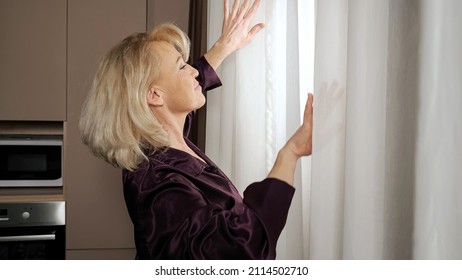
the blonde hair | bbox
[79,23,191,171]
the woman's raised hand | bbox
[220,0,265,55]
[204,0,265,69]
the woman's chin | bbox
[197,99,206,109]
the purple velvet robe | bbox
[122,57,295,259]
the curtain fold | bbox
[310,0,348,259]
[414,0,462,259]
[312,0,462,259]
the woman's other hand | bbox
[267,93,313,186]
[205,0,265,69]
[285,93,314,158]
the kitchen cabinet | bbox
[65,0,146,259]
[0,0,66,121]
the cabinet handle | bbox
[0,234,55,242]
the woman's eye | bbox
[180,64,187,70]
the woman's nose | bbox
[190,65,199,78]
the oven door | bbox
[0,201,65,260]
[0,225,65,260]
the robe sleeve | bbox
[193,56,222,91]
[124,174,294,260]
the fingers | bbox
[219,0,264,54]
[247,23,265,40]
[243,0,261,21]
[304,93,314,125]
[223,0,230,21]
[237,0,251,18]
[227,0,260,22]
[230,0,241,19]
[224,0,229,15]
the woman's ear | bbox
[147,88,164,106]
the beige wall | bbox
[147,0,190,31]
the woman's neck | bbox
[155,111,206,163]
[157,114,187,149]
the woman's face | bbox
[149,41,205,114]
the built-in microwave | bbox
[0,135,63,187]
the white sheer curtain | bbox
[312,0,462,259]
[206,0,315,259]
[207,0,461,260]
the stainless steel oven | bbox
[0,201,65,260]
[0,135,63,187]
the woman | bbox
[80,0,313,259]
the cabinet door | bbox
[0,0,66,121]
[66,0,146,257]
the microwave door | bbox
[0,138,63,187]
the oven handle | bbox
[0,233,56,242]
